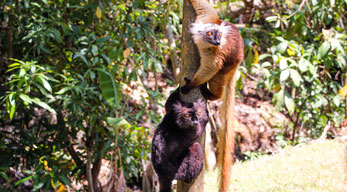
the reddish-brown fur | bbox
[181,0,244,191]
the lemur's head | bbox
[190,22,231,47]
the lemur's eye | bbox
[207,32,212,36]
[197,112,201,116]
[219,33,222,37]
[185,114,190,117]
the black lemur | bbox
[151,88,208,192]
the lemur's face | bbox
[203,29,222,46]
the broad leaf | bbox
[290,69,301,87]
[107,117,130,128]
[280,69,290,82]
[318,41,331,59]
[298,58,310,72]
[276,42,288,54]
[96,68,119,108]
[31,98,56,114]
[285,94,295,115]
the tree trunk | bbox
[177,0,205,191]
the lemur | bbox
[181,0,244,191]
[151,88,209,192]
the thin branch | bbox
[285,0,306,19]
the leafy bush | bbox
[252,0,346,142]
[0,0,180,190]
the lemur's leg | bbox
[181,59,219,94]
[200,71,226,100]
[174,142,204,182]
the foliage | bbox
[0,0,181,190]
[247,0,347,142]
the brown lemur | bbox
[151,88,209,192]
[181,0,244,191]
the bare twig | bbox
[319,121,331,140]
[285,0,306,19]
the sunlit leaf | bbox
[91,45,98,56]
[274,89,284,110]
[277,42,288,54]
[36,75,52,93]
[333,95,342,106]
[290,69,301,87]
[31,98,56,114]
[19,93,32,104]
[280,69,290,82]
[265,15,278,22]
[96,6,102,19]
[298,58,310,72]
[55,87,69,95]
[285,94,295,115]
[107,117,130,128]
[253,47,259,64]
[338,84,347,97]
[15,175,33,186]
[287,48,295,56]
[279,58,288,70]
[318,41,331,59]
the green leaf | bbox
[96,68,119,108]
[280,69,290,82]
[107,117,130,128]
[285,94,295,115]
[74,52,89,65]
[290,69,301,87]
[91,45,98,56]
[31,98,56,114]
[36,75,52,93]
[265,15,278,22]
[333,95,341,107]
[57,174,72,187]
[19,93,32,104]
[15,175,33,186]
[55,87,70,95]
[330,0,335,6]
[318,41,331,59]
[101,54,112,65]
[258,53,271,61]
[279,58,288,70]
[277,42,288,54]
[0,171,8,182]
[274,89,284,110]
[298,58,310,72]
[10,104,15,119]
[33,182,44,191]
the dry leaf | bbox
[123,48,130,58]
[338,84,347,97]
[96,7,102,19]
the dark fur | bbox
[151,88,208,192]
